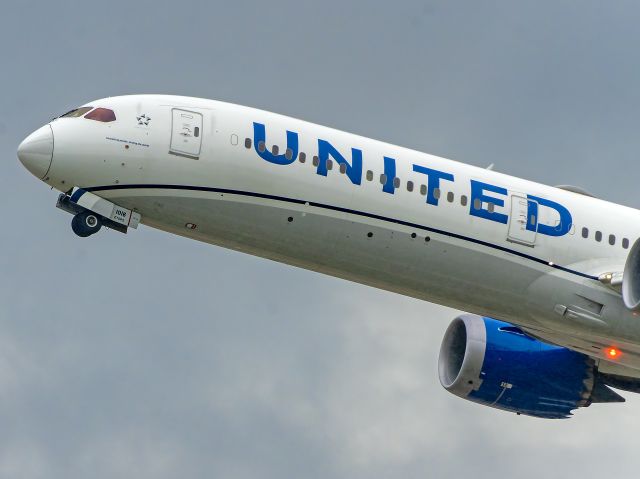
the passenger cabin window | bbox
[366,170,374,181]
[407,181,414,192]
[245,138,252,149]
[623,238,630,249]
[460,195,468,206]
[447,192,454,203]
[393,177,400,188]
[609,234,616,246]
[84,108,116,122]
[582,227,589,238]
[61,107,93,118]
[595,231,602,242]
[299,152,306,163]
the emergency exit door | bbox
[170,109,203,159]
[507,195,537,246]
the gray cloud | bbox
[2,1,640,478]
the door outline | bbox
[507,194,537,247]
[169,108,203,160]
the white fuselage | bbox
[20,95,640,372]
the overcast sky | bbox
[2,1,640,478]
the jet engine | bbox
[438,315,624,418]
[623,238,640,310]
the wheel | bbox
[71,211,102,237]
[72,212,102,237]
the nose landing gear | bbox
[56,188,142,239]
[71,211,103,237]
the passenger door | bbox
[507,194,537,246]
[170,109,203,159]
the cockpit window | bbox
[60,107,94,118]
[85,108,116,122]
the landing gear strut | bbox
[71,211,103,237]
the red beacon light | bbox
[606,347,621,359]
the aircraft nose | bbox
[17,124,54,179]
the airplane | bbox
[17,95,640,419]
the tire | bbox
[71,212,102,237]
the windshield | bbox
[60,107,94,118]
[84,108,116,122]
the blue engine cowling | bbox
[438,315,624,419]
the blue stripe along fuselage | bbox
[84,183,599,281]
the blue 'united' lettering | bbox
[250,122,572,239]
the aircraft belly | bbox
[106,190,550,322]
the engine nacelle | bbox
[438,315,623,418]
[623,238,640,310]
